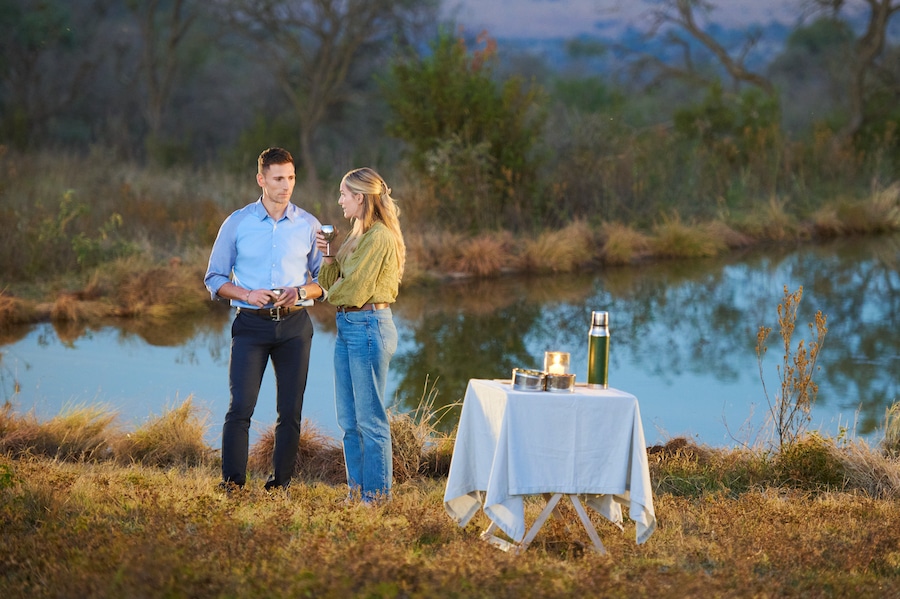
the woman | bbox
[317,167,405,503]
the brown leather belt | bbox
[336,302,389,313]
[237,306,303,321]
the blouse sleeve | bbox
[319,261,341,290]
[324,226,397,307]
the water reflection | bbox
[2,234,897,447]
[390,234,899,443]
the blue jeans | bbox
[334,307,397,500]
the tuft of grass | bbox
[880,401,900,458]
[248,419,345,484]
[402,228,465,283]
[702,220,755,249]
[519,220,597,273]
[390,376,455,482]
[839,439,900,499]
[0,400,18,439]
[773,432,846,489]
[599,222,651,265]
[0,291,40,328]
[450,231,515,277]
[813,184,900,237]
[650,214,727,259]
[111,396,212,467]
[648,437,771,497]
[83,253,210,318]
[735,195,802,241]
[0,403,117,461]
[50,293,112,323]
[650,433,900,500]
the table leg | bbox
[520,493,564,551]
[480,494,608,555]
[569,495,607,555]
[480,522,518,552]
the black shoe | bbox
[264,476,290,492]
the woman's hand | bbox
[316,231,334,261]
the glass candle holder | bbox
[543,351,570,375]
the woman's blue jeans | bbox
[334,307,397,500]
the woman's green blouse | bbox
[319,222,400,308]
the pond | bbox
[2,234,898,449]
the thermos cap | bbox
[591,311,609,327]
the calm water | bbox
[2,234,898,448]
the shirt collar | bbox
[252,196,298,223]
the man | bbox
[204,147,325,491]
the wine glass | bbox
[321,224,336,257]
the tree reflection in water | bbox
[391,234,899,442]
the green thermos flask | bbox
[587,311,610,389]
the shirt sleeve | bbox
[204,211,240,299]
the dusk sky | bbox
[442,0,802,39]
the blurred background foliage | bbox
[0,0,898,279]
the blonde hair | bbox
[337,167,406,280]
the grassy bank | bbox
[2,399,900,597]
[1,149,899,329]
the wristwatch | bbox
[296,286,308,300]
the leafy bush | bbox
[383,29,547,231]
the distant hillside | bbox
[491,14,898,78]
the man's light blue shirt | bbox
[204,198,323,308]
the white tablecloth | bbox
[443,379,657,545]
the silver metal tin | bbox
[545,373,576,392]
[512,368,546,391]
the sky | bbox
[442,0,801,39]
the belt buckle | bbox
[268,307,283,321]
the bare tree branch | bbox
[805,0,900,138]
[217,0,436,187]
[625,0,775,97]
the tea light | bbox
[543,351,570,375]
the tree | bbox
[216,0,437,188]
[802,0,900,139]
[633,0,776,97]
[124,0,200,162]
[383,30,547,231]
[634,0,900,141]
[0,0,112,148]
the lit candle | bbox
[544,351,570,375]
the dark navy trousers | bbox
[222,309,313,486]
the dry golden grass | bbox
[111,395,212,467]
[3,434,900,597]
[701,220,755,249]
[813,183,900,238]
[0,403,117,461]
[883,401,900,458]
[734,195,803,241]
[49,293,112,323]
[519,220,597,273]
[3,397,900,599]
[248,419,346,484]
[0,291,40,328]
[83,253,210,318]
[400,228,465,284]
[598,222,651,265]
[247,381,454,486]
[650,214,728,259]
[450,231,516,277]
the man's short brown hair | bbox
[258,147,294,174]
